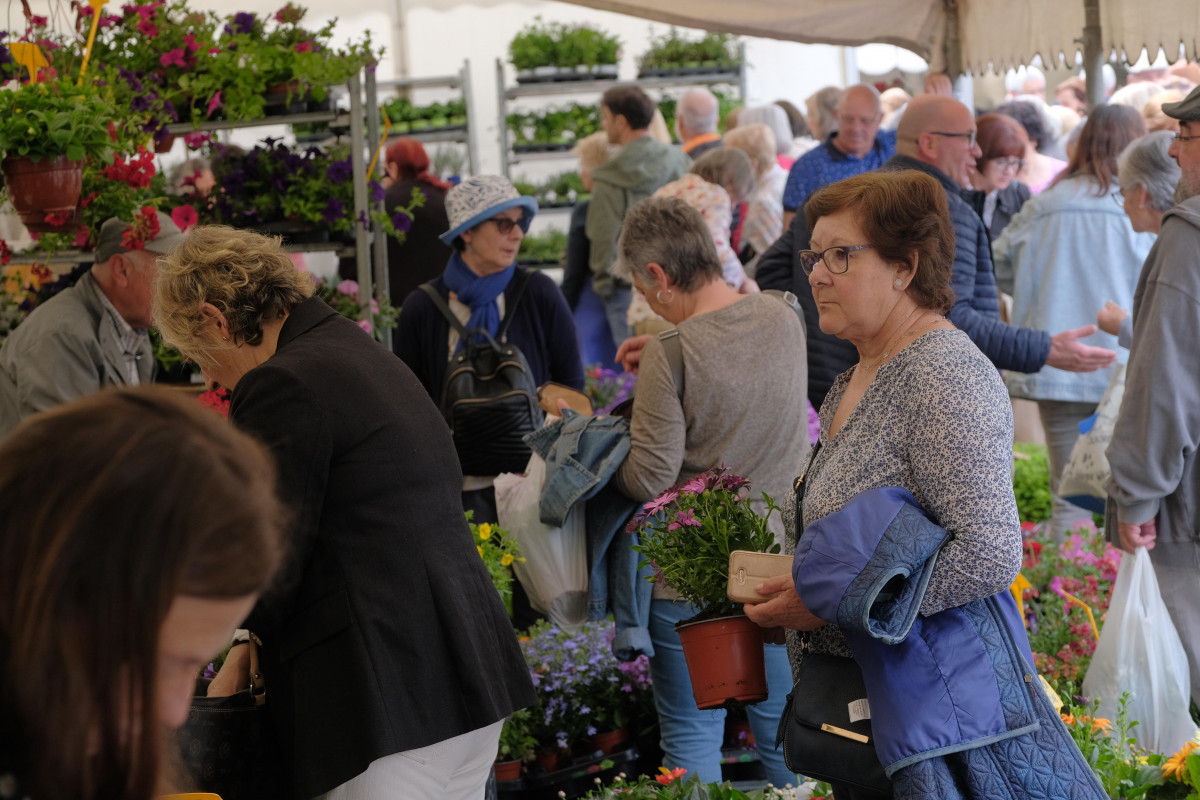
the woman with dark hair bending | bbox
[0,387,287,800]
[746,170,1106,800]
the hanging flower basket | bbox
[1,156,84,233]
[675,613,768,709]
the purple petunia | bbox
[325,158,351,185]
[368,179,386,203]
[322,197,346,225]
[390,209,412,233]
[225,11,255,34]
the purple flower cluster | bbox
[585,365,638,415]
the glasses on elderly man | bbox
[1174,133,1200,143]
[929,130,977,149]
[798,244,874,275]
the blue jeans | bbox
[648,599,798,788]
[601,286,632,352]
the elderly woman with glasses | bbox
[992,105,1156,541]
[611,195,809,789]
[1097,130,1184,344]
[966,113,1032,241]
[744,170,1107,800]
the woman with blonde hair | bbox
[155,226,535,799]
[724,122,787,272]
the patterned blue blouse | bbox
[781,130,897,213]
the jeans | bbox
[602,286,632,352]
[1037,399,1099,541]
[648,599,798,788]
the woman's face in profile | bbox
[807,209,898,342]
[156,594,258,729]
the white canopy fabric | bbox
[558,0,1200,75]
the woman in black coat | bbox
[966,113,1032,242]
[381,137,453,307]
[154,226,534,800]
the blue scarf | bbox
[442,251,516,345]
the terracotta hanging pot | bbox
[586,727,630,755]
[492,758,522,782]
[675,613,768,710]
[155,133,177,154]
[1,155,84,233]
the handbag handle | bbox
[247,632,266,706]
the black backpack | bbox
[419,269,543,476]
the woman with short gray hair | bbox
[611,195,809,789]
[1098,130,1183,344]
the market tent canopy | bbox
[555,0,1200,74]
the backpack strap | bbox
[658,328,684,402]
[496,268,532,343]
[418,282,473,343]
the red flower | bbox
[294,41,313,53]
[206,90,222,117]
[121,206,161,251]
[107,120,119,142]
[655,767,687,785]
[183,32,202,52]
[0,240,11,267]
[197,388,230,418]
[42,210,73,226]
[136,18,158,36]
[73,225,91,248]
[29,15,47,26]
[103,148,156,189]
[160,48,186,68]
[171,204,198,232]
[79,192,98,209]
[207,46,220,55]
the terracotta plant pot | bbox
[675,613,768,709]
[1,155,84,233]
[155,133,176,154]
[493,758,522,782]
[586,727,630,755]
[533,749,561,772]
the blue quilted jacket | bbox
[795,487,1106,798]
[882,156,1051,374]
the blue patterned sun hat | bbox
[440,175,539,245]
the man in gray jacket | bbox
[587,85,689,348]
[1107,85,1200,705]
[0,211,185,438]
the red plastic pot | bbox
[676,613,768,709]
[586,727,630,755]
[1,155,83,233]
[493,758,522,782]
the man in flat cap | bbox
[1107,84,1200,706]
[0,211,186,438]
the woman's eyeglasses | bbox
[990,157,1025,172]
[798,244,874,275]
[488,216,523,235]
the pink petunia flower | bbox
[183,32,201,52]
[356,319,372,334]
[136,18,158,36]
[206,90,222,116]
[160,48,186,68]
[294,41,313,53]
[667,508,701,531]
[337,279,359,298]
[171,204,198,232]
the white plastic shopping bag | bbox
[1082,547,1195,753]
[494,451,588,632]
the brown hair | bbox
[154,226,313,367]
[975,113,1028,167]
[1052,104,1146,195]
[804,170,956,313]
[0,387,286,800]
[601,85,656,131]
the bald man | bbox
[676,87,722,159]
[781,84,896,229]
[886,95,1115,374]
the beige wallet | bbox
[727,550,794,604]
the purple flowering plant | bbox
[518,620,655,755]
[585,365,637,414]
[631,467,781,619]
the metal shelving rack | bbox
[376,60,478,176]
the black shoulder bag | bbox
[775,443,893,795]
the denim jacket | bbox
[526,412,654,660]
[993,176,1155,403]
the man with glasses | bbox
[780,85,895,231]
[1107,85,1200,708]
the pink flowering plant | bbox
[632,467,781,619]
[313,277,397,342]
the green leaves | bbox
[0,82,117,164]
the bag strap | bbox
[496,268,532,343]
[247,632,266,706]
[763,288,804,323]
[418,282,472,343]
[658,329,684,401]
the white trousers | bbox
[315,720,504,800]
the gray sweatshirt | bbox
[1106,196,1200,549]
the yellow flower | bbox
[477,545,484,558]
[478,523,492,540]
[1163,741,1197,780]
[501,553,514,566]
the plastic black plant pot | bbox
[306,96,335,114]
[264,94,308,116]
[497,747,639,800]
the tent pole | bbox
[942,0,963,79]
[1082,0,1105,110]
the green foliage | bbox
[633,467,780,618]
[511,171,588,205]
[578,772,776,799]
[509,18,621,70]
[497,707,539,763]
[506,103,601,146]
[1013,442,1053,523]
[518,229,567,264]
[465,511,523,615]
[381,97,467,130]
[638,27,740,72]
[313,276,398,342]
[1063,695,1167,799]
[0,80,116,163]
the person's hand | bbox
[1097,301,1129,336]
[1119,518,1157,553]
[743,574,825,631]
[1046,325,1118,372]
[738,277,760,294]
[923,73,954,96]
[615,334,653,374]
[206,643,251,698]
